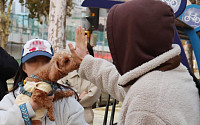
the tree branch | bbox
[0,0,4,14]
[6,0,13,19]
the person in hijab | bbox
[68,0,200,124]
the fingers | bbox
[76,26,80,42]
[75,27,78,42]
[81,28,85,36]
[77,26,81,35]
[85,35,87,46]
[76,26,85,36]
[76,26,86,44]
[68,43,76,55]
[79,25,81,32]
[77,26,84,36]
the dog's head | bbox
[48,51,77,82]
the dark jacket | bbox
[0,47,19,100]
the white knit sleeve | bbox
[78,55,127,101]
[125,111,166,125]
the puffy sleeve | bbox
[0,93,35,125]
[78,55,127,101]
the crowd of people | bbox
[0,0,200,124]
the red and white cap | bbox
[21,39,54,63]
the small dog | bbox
[15,51,79,125]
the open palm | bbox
[67,26,88,70]
[75,26,88,59]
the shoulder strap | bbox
[18,82,32,97]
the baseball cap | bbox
[21,39,54,63]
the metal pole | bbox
[103,94,111,125]
[109,99,117,125]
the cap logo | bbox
[22,39,53,58]
[27,41,47,52]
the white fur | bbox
[79,44,200,125]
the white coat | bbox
[78,44,200,125]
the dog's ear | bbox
[57,52,72,73]
[49,60,62,82]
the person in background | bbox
[0,39,88,125]
[0,47,19,101]
[59,43,101,125]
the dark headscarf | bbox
[107,0,175,76]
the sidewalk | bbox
[93,104,121,125]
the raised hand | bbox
[68,43,83,69]
[75,26,88,59]
[67,26,89,69]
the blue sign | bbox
[179,4,200,31]
[82,0,186,17]
[161,0,187,17]
[81,0,124,9]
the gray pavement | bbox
[93,104,121,125]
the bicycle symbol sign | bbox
[160,0,186,17]
[180,5,200,29]
[161,0,180,13]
